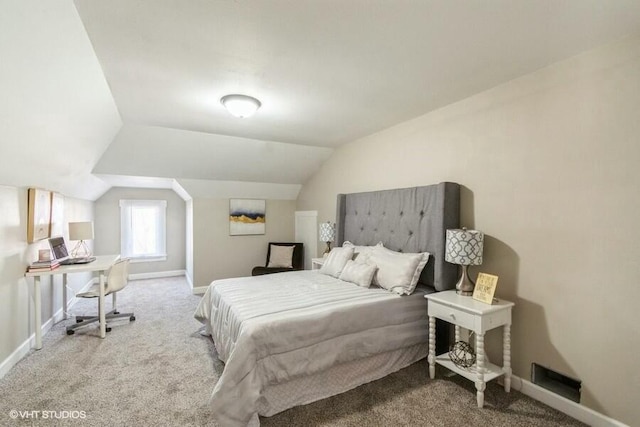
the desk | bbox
[25,254,120,350]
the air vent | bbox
[531,363,581,403]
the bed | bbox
[194,182,460,426]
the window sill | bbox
[129,255,167,264]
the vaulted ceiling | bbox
[2,1,640,200]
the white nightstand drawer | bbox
[479,308,511,333]
[428,303,475,330]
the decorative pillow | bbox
[368,246,430,295]
[319,246,355,278]
[338,260,378,288]
[342,241,384,264]
[267,245,295,268]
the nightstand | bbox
[311,258,325,270]
[425,290,514,408]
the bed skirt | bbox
[256,343,428,422]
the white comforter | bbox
[194,270,428,426]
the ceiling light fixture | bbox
[220,94,261,118]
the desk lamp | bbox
[68,221,94,258]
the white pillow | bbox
[342,241,384,263]
[368,246,430,295]
[319,246,355,278]
[338,260,378,288]
[267,245,294,268]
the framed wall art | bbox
[49,192,65,237]
[27,188,52,243]
[229,199,266,236]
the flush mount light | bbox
[220,94,261,118]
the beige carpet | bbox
[0,277,585,426]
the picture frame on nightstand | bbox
[472,273,499,304]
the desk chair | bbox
[66,259,135,335]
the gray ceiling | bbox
[75,0,640,146]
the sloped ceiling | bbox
[3,1,640,201]
[0,1,121,201]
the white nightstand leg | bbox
[428,316,436,379]
[454,325,460,342]
[503,323,512,392]
[475,332,486,408]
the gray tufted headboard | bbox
[335,182,460,292]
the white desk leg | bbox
[503,323,512,392]
[455,325,460,342]
[428,316,436,379]
[475,332,486,408]
[62,273,68,320]
[99,271,106,338]
[34,276,42,350]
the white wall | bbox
[0,186,93,373]
[192,199,296,289]
[296,35,640,425]
[94,188,186,275]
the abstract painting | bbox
[229,199,266,235]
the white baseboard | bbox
[192,286,207,295]
[128,269,186,280]
[0,277,96,380]
[508,375,628,427]
[0,335,32,379]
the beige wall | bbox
[297,35,640,424]
[0,186,93,371]
[94,188,186,275]
[192,199,296,288]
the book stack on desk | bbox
[27,260,61,272]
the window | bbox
[120,200,167,261]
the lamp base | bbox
[455,265,475,296]
[71,240,92,259]
[323,242,332,256]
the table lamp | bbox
[68,221,94,258]
[445,227,484,296]
[319,221,335,256]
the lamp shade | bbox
[445,228,483,266]
[68,221,94,241]
[220,94,261,118]
[319,222,335,243]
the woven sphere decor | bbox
[449,341,476,369]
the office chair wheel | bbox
[106,327,112,333]
[67,330,75,335]
[130,316,136,321]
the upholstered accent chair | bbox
[251,242,304,276]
